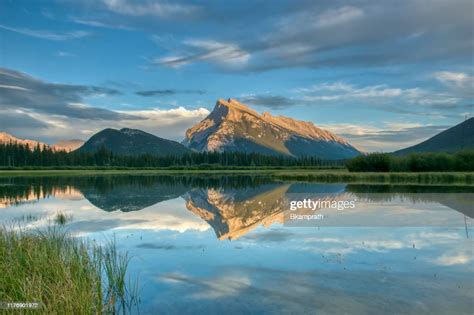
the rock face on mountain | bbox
[394,118,474,155]
[77,128,190,156]
[183,98,360,159]
[53,139,84,152]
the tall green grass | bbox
[0,225,139,314]
[274,171,474,184]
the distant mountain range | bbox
[0,132,46,149]
[52,139,84,152]
[183,98,361,159]
[394,118,474,155]
[0,132,84,152]
[3,99,471,158]
[76,128,190,156]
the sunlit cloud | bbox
[319,122,450,152]
[0,67,209,142]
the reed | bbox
[0,225,139,314]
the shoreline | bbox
[0,169,472,184]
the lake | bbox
[1,175,473,314]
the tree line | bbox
[346,151,474,172]
[0,142,343,168]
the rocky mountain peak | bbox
[183,98,361,159]
[215,98,260,118]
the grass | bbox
[0,225,139,314]
[0,167,342,177]
[274,171,474,184]
[53,212,72,225]
[0,168,472,184]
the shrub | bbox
[346,153,391,172]
[346,150,474,172]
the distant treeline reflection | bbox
[0,175,278,202]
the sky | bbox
[0,0,473,152]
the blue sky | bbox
[0,0,473,151]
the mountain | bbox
[0,131,85,152]
[183,98,360,159]
[52,139,84,152]
[394,118,474,155]
[77,128,191,156]
[0,131,48,149]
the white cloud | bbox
[56,51,77,58]
[101,0,198,18]
[295,81,462,108]
[434,71,474,97]
[434,71,474,88]
[297,82,354,93]
[434,252,472,266]
[156,39,250,69]
[303,237,405,255]
[298,230,468,262]
[0,196,210,235]
[160,273,251,299]
[0,24,89,41]
[0,67,210,143]
[192,274,251,299]
[319,122,449,152]
[9,106,210,143]
[299,82,405,100]
[0,84,30,91]
[71,17,134,31]
[156,56,190,68]
[315,6,364,28]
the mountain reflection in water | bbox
[2,175,472,314]
[0,175,473,239]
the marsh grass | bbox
[0,225,139,314]
[53,211,72,225]
[1,168,472,184]
[274,171,474,184]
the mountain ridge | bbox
[394,118,474,155]
[77,127,190,156]
[183,98,360,159]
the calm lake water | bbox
[1,175,473,314]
